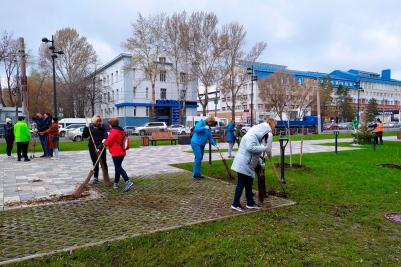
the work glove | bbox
[97,143,104,150]
[205,125,210,130]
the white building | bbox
[96,54,198,126]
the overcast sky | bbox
[2,0,401,79]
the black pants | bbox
[375,132,383,145]
[232,172,255,207]
[5,137,14,156]
[89,147,108,178]
[17,142,29,160]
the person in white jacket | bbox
[230,119,275,212]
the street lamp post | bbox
[247,66,258,126]
[42,35,63,118]
[356,80,364,126]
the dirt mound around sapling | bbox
[377,163,401,170]
[267,190,288,198]
[274,163,310,171]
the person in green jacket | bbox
[14,116,31,162]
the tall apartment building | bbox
[96,53,198,127]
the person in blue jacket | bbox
[226,119,235,158]
[191,115,217,180]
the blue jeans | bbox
[191,142,205,177]
[232,172,255,207]
[39,134,48,156]
[112,156,129,183]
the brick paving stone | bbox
[0,172,295,264]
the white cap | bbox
[6,118,11,123]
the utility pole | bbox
[316,78,322,134]
[18,37,27,120]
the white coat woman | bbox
[230,119,275,212]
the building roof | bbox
[238,61,401,89]
[96,53,132,73]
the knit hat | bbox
[6,118,12,123]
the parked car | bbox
[59,124,86,137]
[338,122,352,130]
[66,126,85,142]
[323,123,338,130]
[168,124,190,135]
[384,121,397,128]
[123,126,136,135]
[240,124,251,134]
[134,122,168,136]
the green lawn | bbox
[15,141,401,266]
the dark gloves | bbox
[97,143,104,150]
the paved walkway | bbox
[0,137,397,210]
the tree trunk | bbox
[151,82,156,122]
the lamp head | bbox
[41,37,49,43]
[56,50,64,55]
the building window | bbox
[222,97,226,102]
[227,96,231,102]
[133,107,136,117]
[146,87,148,99]
[111,73,114,83]
[180,89,186,100]
[116,89,119,101]
[222,107,226,111]
[180,72,186,83]
[160,70,166,82]
[107,92,110,102]
[159,57,166,63]
[243,104,248,110]
[133,86,137,98]
[107,75,109,85]
[116,70,118,81]
[160,88,167,99]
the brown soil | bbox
[274,163,310,171]
[378,164,401,170]
[384,213,401,225]
[5,187,93,207]
[267,190,288,198]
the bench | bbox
[149,131,178,146]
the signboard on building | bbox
[171,108,180,125]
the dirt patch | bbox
[274,163,310,171]
[5,188,98,209]
[267,190,288,198]
[32,179,43,183]
[377,164,401,170]
[384,213,401,225]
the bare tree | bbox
[188,11,224,116]
[294,78,316,120]
[218,22,267,121]
[125,13,166,122]
[258,70,299,121]
[0,32,19,106]
[164,12,190,124]
[40,28,97,117]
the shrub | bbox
[352,123,373,144]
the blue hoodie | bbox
[191,119,216,146]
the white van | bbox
[58,118,88,137]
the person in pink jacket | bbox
[103,117,133,192]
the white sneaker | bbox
[50,157,55,160]
[231,205,245,212]
[246,204,262,209]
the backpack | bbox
[121,131,131,150]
